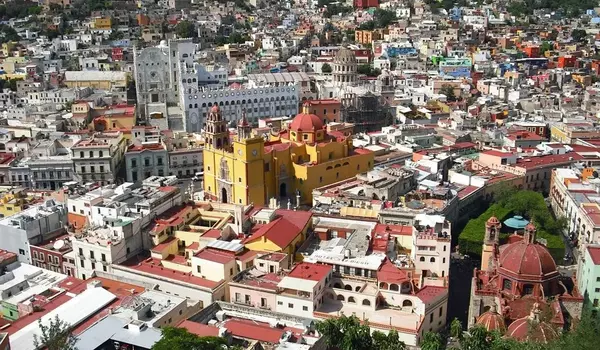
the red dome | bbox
[498,240,558,279]
[506,317,557,343]
[476,309,506,332]
[290,113,323,132]
[210,105,220,113]
[486,216,501,226]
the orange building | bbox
[303,99,342,123]
[354,30,383,45]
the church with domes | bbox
[467,217,583,343]
[202,104,374,206]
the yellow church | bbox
[203,103,374,206]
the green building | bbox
[577,245,600,311]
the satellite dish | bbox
[53,240,65,251]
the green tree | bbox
[152,327,228,350]
[572,29,588,43]
[373,9,397,28]
[316,315,379,350]
[32,315,78,350]
[420,332,444,350]
[450,318,463,341]
[175,20,197,39]
[372,329,406,350]
[440,84,457,102]
[322,63,332,73]
[540,41,553,55]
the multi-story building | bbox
[0,199,67,263]
[168,147,203,178]
[577,244,600,312]
[71,218,142,280]
[124,142,169,182]
[71,132,127,185]
[29,234,75,275]
[275,262,332,318]
[134,39,300,132]
[203,104,374,205]
[550,168,600,246]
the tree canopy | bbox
[322,63,332,73]
[175,20,197,39]
[316,315,406,350]
[33,315,78,350]
[152,327,231,350]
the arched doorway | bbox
[280,183,287,198]
[221,188,228,203]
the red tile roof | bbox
[222,318,284,343]
[245,209,312,249]
[482,150,514,157]
[587,246,600,265]
[516,153,583,169]
[377,258,409,284]
[415,286,447,303]
[151,236,177,253]
[194,248,236,264]
[373,224,413,236]
[119,256,222,289]
[287,262,331,282]
[179,320,220,337]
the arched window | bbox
[187,79,191,83]
[208,102,213,107]
[390,284,399,291]
[202,103,207,107]
[333,282,342,289]
[348,297,356,303]
[355,286,361,292]
[188,104,192,108]
[419,257,425,262]
[503,279,512,291]
[523,284,534,295]
[344,285,352,291]
[430,257,436,263]
[194,104,198,108]
[219,101,224,106]
[337,295,345,301]
[362,299,371,306]
[402,300,413,307]
[379,282,388,289]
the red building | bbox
[354,0,379,9]
[111,47,124,61]
[468,220,583,342]
[30,235,75,276]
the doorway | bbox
[280,183,287,198]
[221,187,228,203]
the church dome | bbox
[334,47,357,64]
[290,110,324,132]
[498,239,558,280]
[506,316,557,343]
[476,307,506,332]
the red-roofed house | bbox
[244,208,313,266]
[275,262,332,318]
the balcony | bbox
[281,288,312,299]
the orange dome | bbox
[476,308,506,332]
[498,239,558,280]
[506,317,557,343]
[486,216,501,226]
[290,112,323,132]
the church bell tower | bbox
[481,216,501,271]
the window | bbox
[288,303,293,308]
[278,301,283,305]
[89,151,93,157]
[439,307,443,317]
[230,268,233,276]
[101,253,106,262]
[131,159,137,168]
[235,293,241,301]
[90,251,95,259]
[503,279,512,291]
[523,284,534,295]
[80,259,84,267]
[264,163,270,172]
[91,262,95,269]
[430,313,434,322]
[303,306,308,311]
[197,266,201,273]
[99,151,103,157]
[79,248,83,255]
[103,265,107,272]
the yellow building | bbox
[93,17,112,30]
[64,71,128,90]
[203,104,374,205]
[243,208,312,265]
[0,189,32,217]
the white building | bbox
[124,141,169,182]
[0,200,67,263]
[71,132,127,185]
[134,39,301,132]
